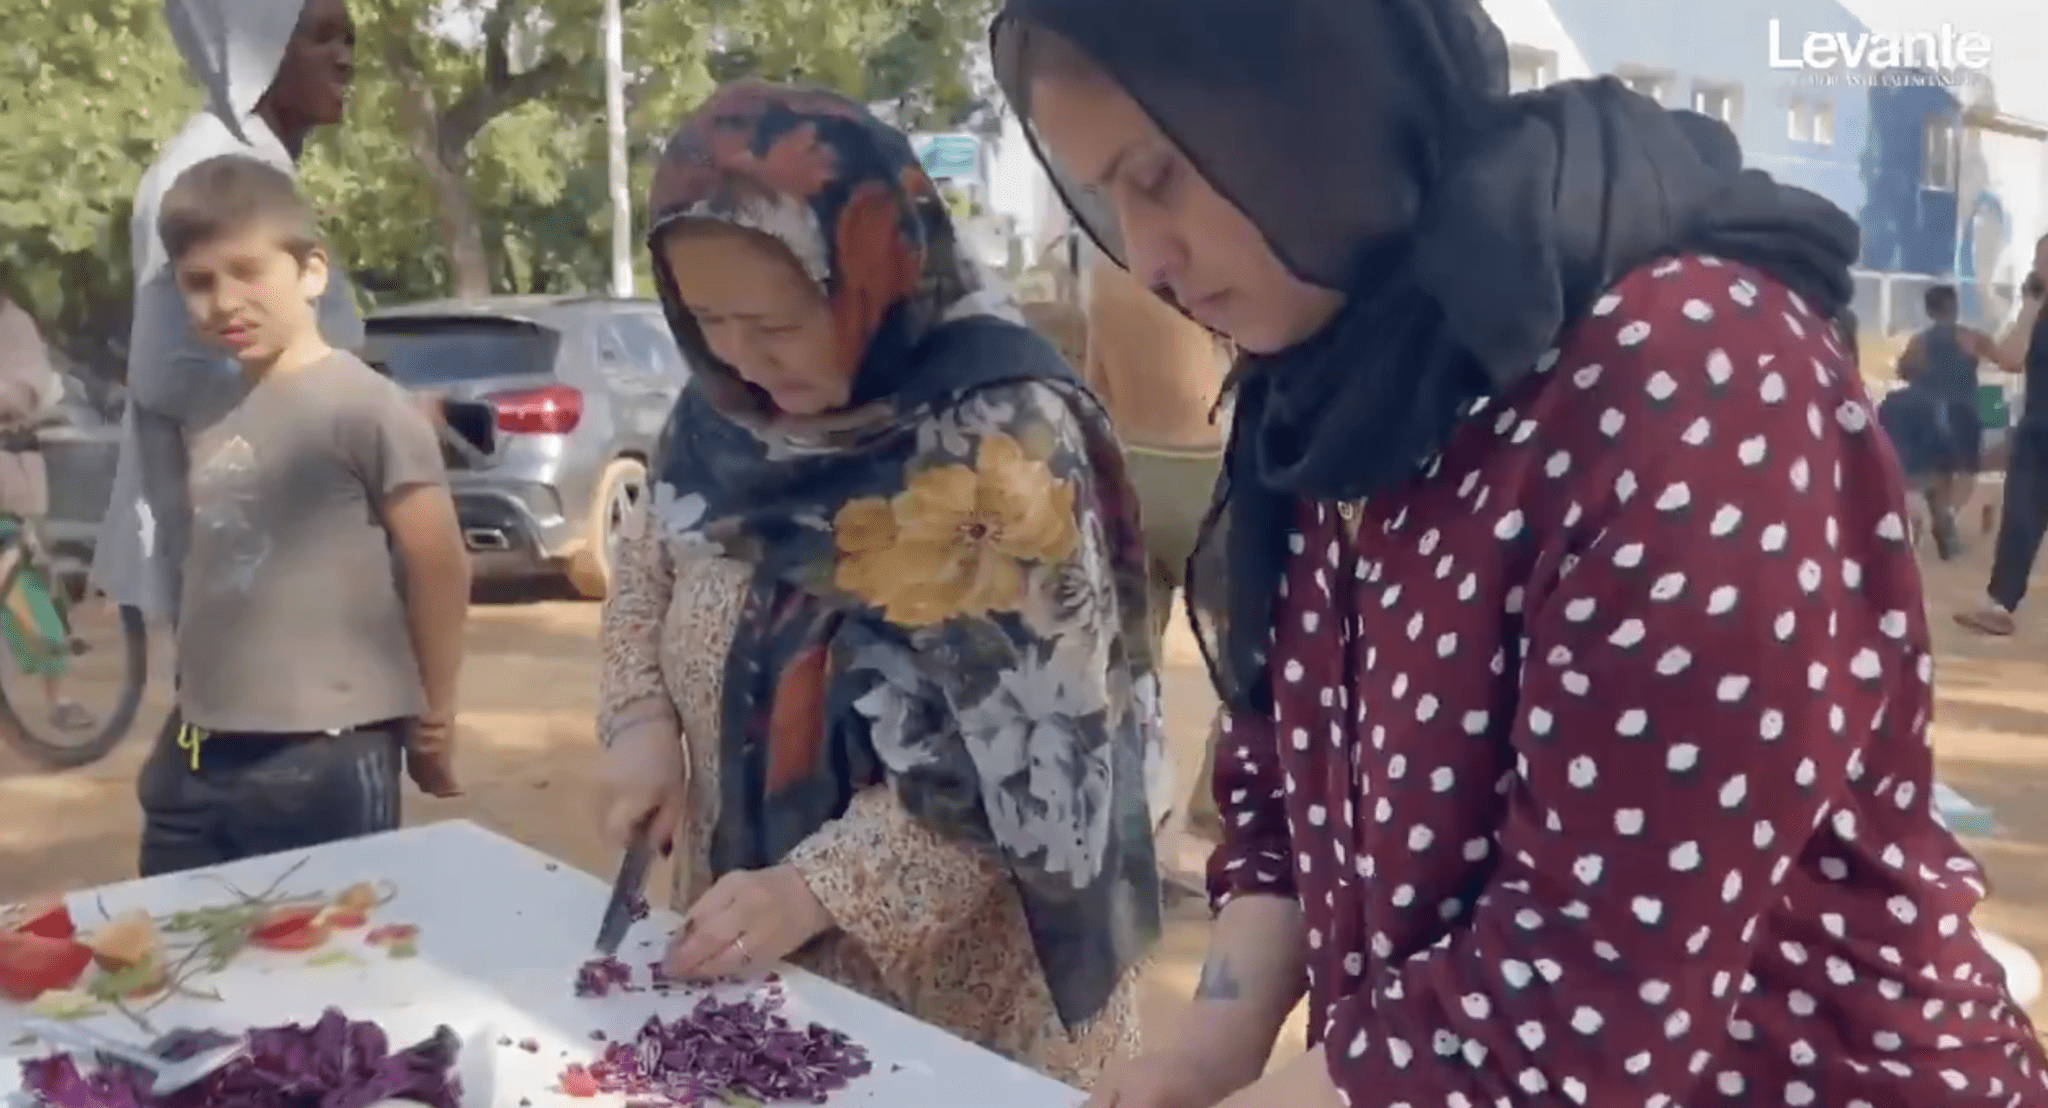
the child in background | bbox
[138,154,470,875]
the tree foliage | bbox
[0,0,193,372]
[0,0,996,376]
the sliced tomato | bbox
[100,956,169,1000]
[87,911,160,971]
[125,967,167,998]
[250,922,329,952]
[334,883,380,912]
[323,908,369,930]
[0,932,94,1002]
[123,972,168,1000]
[559,1065,600,1097]
[249,906,321,943]
[7,901,76,941]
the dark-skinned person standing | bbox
[96,0,462,877]
[1883,283,2020,558]
[1958,237,2048,636]
[991,0,2048,1105]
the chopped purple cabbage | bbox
[579,991,870,1105]
[19,1009,461,1108]
[574,955,634,998]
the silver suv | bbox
[364,295,688,598]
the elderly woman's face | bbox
[1029,67,1343,355]
[661,227,848,415]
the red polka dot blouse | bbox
[1206,254,2048,1106]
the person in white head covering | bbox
[90,0,363,621]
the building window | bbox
[1922,115,1958,189]
[1508,46,1556,93]
[1692,83,1739,125]
[1617,71,1667,102]
[1789,98,1836,145]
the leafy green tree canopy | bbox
[1,0,996,374]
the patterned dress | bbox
[599,526,1140,1087]
[1207,255,2048,1105]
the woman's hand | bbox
[664,865,832,980]
[597,720,686,851]
[1082,1053,1243,1108]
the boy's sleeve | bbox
[340,378,447,499]
[134,405,193,623]
[92,404,191,622]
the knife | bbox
[594,813,655,956]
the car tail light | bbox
[485,384,582,435]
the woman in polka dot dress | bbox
[994,0,2048,1106]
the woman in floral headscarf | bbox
[593,80,1164,1082]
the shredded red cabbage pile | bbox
[575,987,871,1105]
[19,1008,462,1108]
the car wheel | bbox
[568,457,648,600]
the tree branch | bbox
[377,26,439,149]
[440,51,582,157]
[438,0,650,157]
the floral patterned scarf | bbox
[644,80,1163,1028]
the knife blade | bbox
[594,813,655,956]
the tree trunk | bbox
[421,143,492,297]
[380,39,494,297]
[374,1,595,298]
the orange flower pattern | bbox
[833,433,1078,626]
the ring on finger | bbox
[733,934,750,963]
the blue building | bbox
[1483,0,2048,334]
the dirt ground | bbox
[3,529,2047,1050]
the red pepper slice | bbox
[249,906,321,942]
[0,932,93,1002]
[250,922,330,952]
[6,901,76,941]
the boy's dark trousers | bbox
[1988,426,2048,612]
[136,711,406,877]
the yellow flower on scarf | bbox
[832,433,1079,626]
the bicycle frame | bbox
[0,512,72,667]
[0,507,150,769]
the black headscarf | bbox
[991,0,1860,714]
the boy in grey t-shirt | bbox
[138,154,472,875]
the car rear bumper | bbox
[452,478,585,577]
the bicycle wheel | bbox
[0,549,149,769]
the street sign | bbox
[913,133,980,181]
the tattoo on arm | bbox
[1194,954,1243,1001]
